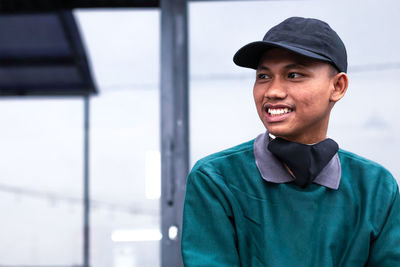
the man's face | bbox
[253,48,338,144]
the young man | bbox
[181,17,400,266]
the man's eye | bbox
[288,72,302,79]
[257,74,269,79]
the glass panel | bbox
[0,98,83,265]
[88,89,160,267]
[76,9,160,267]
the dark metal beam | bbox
[0,58,75,66]
[83,96,90,267]
[0,0,159,12]
[0,0,297,13]
[160,0,189,266]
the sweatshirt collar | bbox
[253,132,342,190]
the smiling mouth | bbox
[267,107,293,116]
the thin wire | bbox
[0,183,156,216]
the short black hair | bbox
[329,63,339,77]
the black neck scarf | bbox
[268,137,339,188]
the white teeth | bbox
[268,108,291,116]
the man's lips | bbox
[263,103,294,122]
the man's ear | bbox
[330,72,348,103]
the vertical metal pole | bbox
[160,0,189,266]
[83,96,90,267]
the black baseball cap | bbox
[233,17,347,73]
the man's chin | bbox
[265,128,298,143]
[265,126,288,138]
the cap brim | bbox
[233,41,332,69]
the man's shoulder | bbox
[338,148,391,174]
[338,148,397,190]
[191,139,255,174]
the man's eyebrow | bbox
[257,63,309,71]
[283,63,308,70]
[257,65,269,71]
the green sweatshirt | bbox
[181,139,400,266]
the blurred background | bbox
[0,0,399,266]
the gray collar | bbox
[253,132,341,190]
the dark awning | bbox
[0,11,97,96]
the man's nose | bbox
[265,78,288,99]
